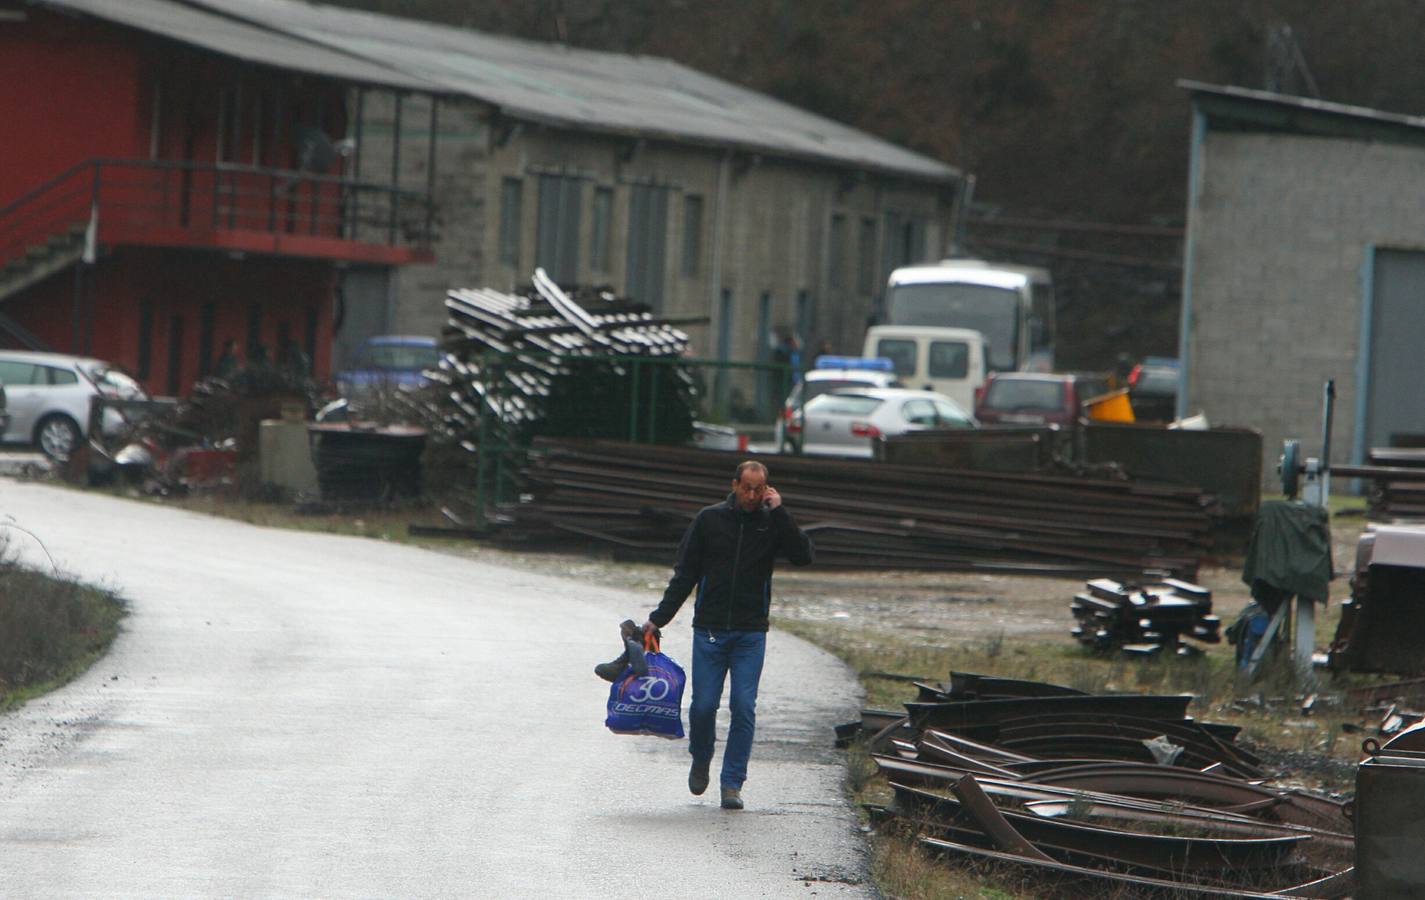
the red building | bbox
[0,1,438,394]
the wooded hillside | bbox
[328,0,1418,366]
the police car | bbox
[775,355,901,453]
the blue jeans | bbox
[689,628,766,790]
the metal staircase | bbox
[0,223,86,302]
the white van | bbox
[861,326,989,411]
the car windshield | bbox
[801,378,882,405]
[805,393,883,417]
[886,282,1020,370]
[984,379,1063,411]
[355,344,440,370]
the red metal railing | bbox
[0,158,435,270]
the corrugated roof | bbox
[39,0,438,91]
[223,0,959,181]
[52,0,958,182]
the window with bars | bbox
[499,177,523,267]
[681,194,703,277]
[590,187,612,273]
[536,174,583,284]
[829,214,847,290]
[857,216,877,295]
[626,184,670,309]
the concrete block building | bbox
[272,4,966,378]
[1179,82,1425,482]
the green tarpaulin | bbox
[1241,500,1333,605]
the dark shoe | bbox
[688,761,710,796]
[623,636,648,676]
[594,650,629,682]
[720,787,744,810]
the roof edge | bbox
[1178,79,1425,134]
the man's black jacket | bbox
[649,494,814,632]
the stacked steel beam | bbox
[424,268,696,447]
[843,672,1354,898]
[1365,447,1425,519]
[1070,577,1222,655]
[502,438,1214,577]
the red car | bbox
[973,372,1111,427]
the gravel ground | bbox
[441,508,1366,652]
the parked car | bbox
[334,335,441,401]
[0,351,148,461]
[1128,357,1180,422]
[973,372,1111,428]
[791,387,976,458]
[775,355,901,451]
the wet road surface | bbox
[0,482,869,897]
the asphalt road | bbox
[0,482,869,898]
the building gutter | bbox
[1175,106,1206,420]
[707,149,732,344]
[1353,246,1377,466]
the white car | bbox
[792,387,976,458]
[0,351,148,461]
[775,356,901,451]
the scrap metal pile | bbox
[843,672,1355,898]
[1071,577,1222,656]
[424,269,696,449]
[501,439,1215,577]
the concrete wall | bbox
[352,93,953,371]
[1185,129,1425,482]
[349,91,491,341]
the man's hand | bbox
[764,486,782,510]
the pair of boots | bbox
[594,620,656,682]
[688,761,743,810]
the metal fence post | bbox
[647,361,659,443]
[627,359,641,442]
[474,353,491,526]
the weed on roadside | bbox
[0,540,125,709]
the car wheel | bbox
[35,414,82,462]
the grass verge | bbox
[0,550,126,710]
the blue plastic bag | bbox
[605,645,685,740]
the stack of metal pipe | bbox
[424,268,695,449]
[503,438,1215,577]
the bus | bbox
[882,259,1055,372]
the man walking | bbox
[644,461,814,810]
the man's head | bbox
[732,460,768,511]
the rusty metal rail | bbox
[497,438,1215,576]
[1071,576,1222,656]
[841,670,1354,897]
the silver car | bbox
[0,351,147,461]
[793,387,976,458]
[775,358,901,451]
